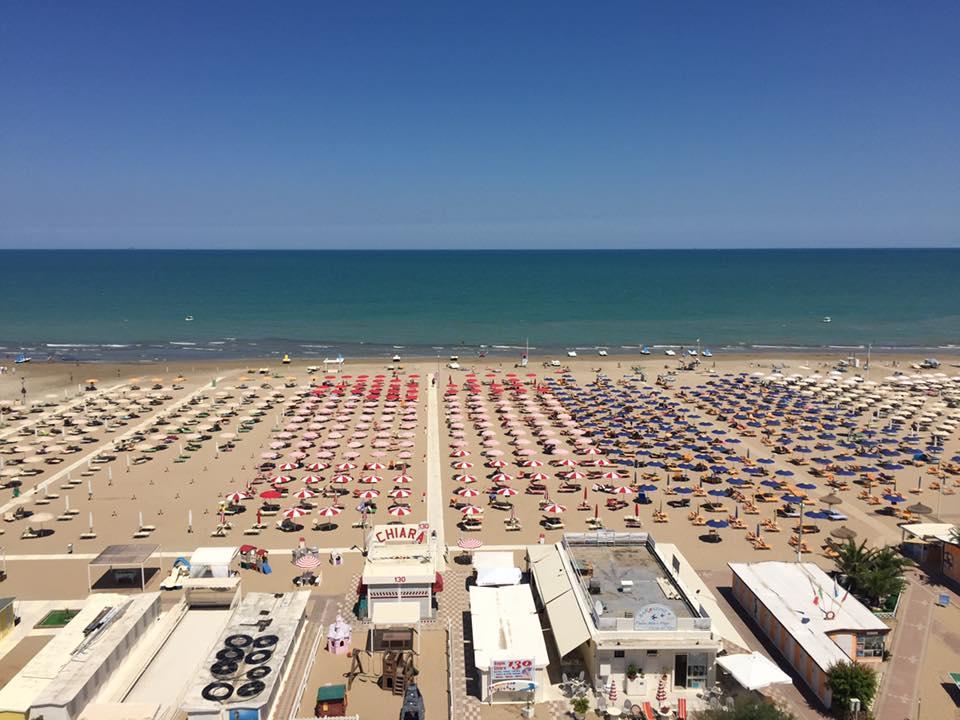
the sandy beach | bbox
[1,350,958,719]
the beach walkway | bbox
[426,372,445,547]
[873,570,934,720]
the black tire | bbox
[216,647,244,663]
[224,634,254,649]
[211,660,239,677]
[253,634,279,649]
[244,649,273,665]
[236,680,266,698]
[201,682,234,702]
[247,665,272,680]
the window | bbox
[646,650,658,657]
[856,634,885,658]
[686,653,708,690]
[614,650,625,658]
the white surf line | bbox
[0,381,128,441]
[0,376,228,516]
[426,372,445,549]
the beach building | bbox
[361,523,444,621]
[469,584,549,704]
[729,561,889,708]
[0,593,161,720]
[180,591,310,720]
[900,522,960,587]
[527,532,723,707]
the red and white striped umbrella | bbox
[520,459,544,468]
[454,474,477,484]
[608,678,618,703]
[335,462,357,471]
[295,553,322,569]
[456,487,480,497]
[487,459,509,468]
[270,475,294,485]
[601,471,623,480]
[461,505,483,516]
[392,474,413,484]
[565,471,587,480]
[595,458,614,466]
[496,487,518,497]
[612,485,633,494]
[388,505,412,517]
[278,462,300,471]
[293,488,317,500]
[491,473,513,483]
[557,459,578,467]
[452,461,474,469]
[316,506,343,518]
[358,489,380,500]
[584,448,603,456]
[359,475,382,484]
[457,537,483,550]
[282,507,309,519]
[330,474,352,484]
[450,449,470,458]
[388,487,412,498]
[364,461,387,470]
[224,491,249,504]
[543,503,567,514]
[528,472,550,481]
[301,475,323,484]
[304,462,328,471]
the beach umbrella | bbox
[519,459,544,468]
[389,487,412,499]
[821,494,843,506]
[388,505,412,517]
[491,473,513,483]
[392,474,413,483]
[612,486,633,495]
[608,678,618,704]
[316,506,342,518]
[457,537,483,550]
[601,471,623,480]
[224,491,250,504]
[543,503,567,514]
[883,494,905,504]
[335,462,357,471]
[831,526,857,540]
[454,474,477,483]
[358,489,380,500]
[260,489,283,499]
[706,519,728,529]
[907,502,933,515]
[304,462,328,471]
[452,461,474,469]
[487,459,509,468]
[528,472,550,481]
[293,488,317,500]
[282,507,309,520]
[277,462,299,471]
[359,475,382,484]
[295,553,322,569]
[456,487,480,497]
[461,505,483,516]
[302,475,323,485]
[270,475,294,485]
[496,487,518,497]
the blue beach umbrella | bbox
[674,486,694,495]
[781,494,806,505]
[883,494,905,504]
[706,519,729,529]
[708,489,729,497]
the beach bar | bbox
[729,561,889,708]
[528,532,722,711]
[361,523,443,620]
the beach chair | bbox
[642,701,655,720]
[677,697,687,720]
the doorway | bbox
[674,654,687,688]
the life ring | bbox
[824,610,836,620]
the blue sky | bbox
[1,2,958,249]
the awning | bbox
[716,652,792,690]
[371,601,421,626]
[545,590,590,656]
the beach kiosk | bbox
[361,523,443,621]
[470,584,549,704]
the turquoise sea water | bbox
[1,249,958,361]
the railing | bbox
[595,616,713,633]
[446,616,455,720]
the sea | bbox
[1,249,958,362]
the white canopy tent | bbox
[716,652,792,691]
[473,551,522,587]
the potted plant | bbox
[571,695,591,720]
[625,663,642,694]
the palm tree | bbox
[829,539,873,595]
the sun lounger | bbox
[677,697,687,719]
[642,701,655,720]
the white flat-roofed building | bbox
[361,523,443,620]
[0,593,161,720]
[729,561,890,708]
[527,532,729,706]
[469,584,549,703]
